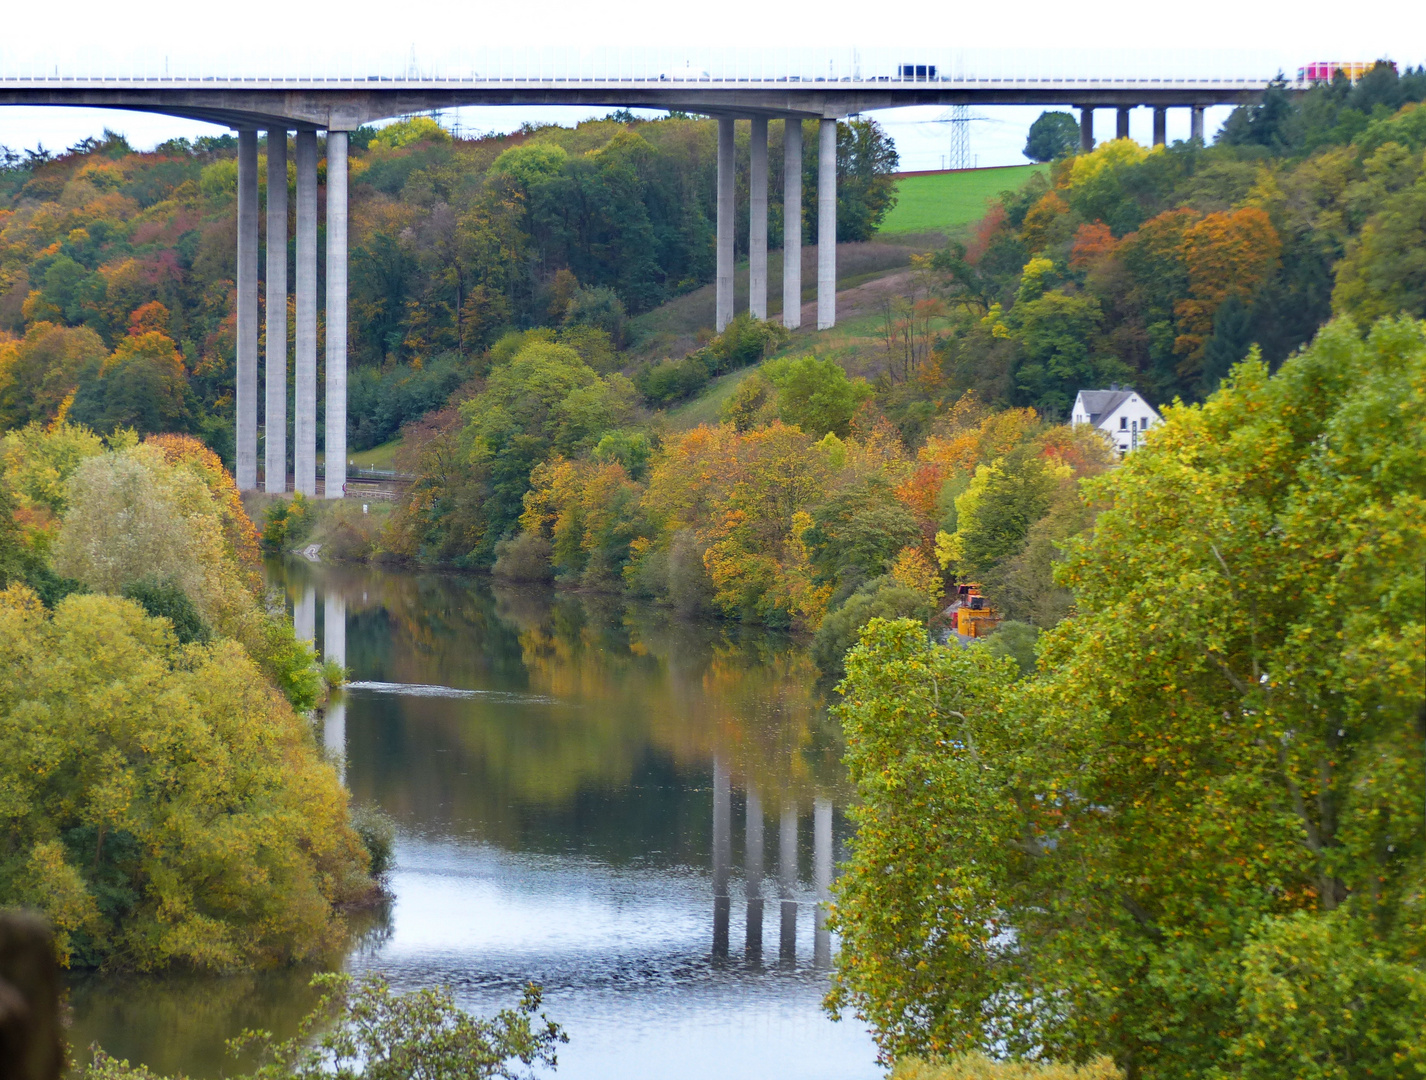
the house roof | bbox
[1077,389,1133,426]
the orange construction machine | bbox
[951,583,1002,639]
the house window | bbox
[1120,417,1127,430]
[1143,415,1151,427]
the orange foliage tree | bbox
[1173,206,1281,364]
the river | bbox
[66,560,881,1079]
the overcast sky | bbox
[1,0,1422,170]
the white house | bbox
[1071,386,1162,454]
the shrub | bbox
[120,577,211,644]
[564,285,628,346]
[261,493,314,553]
[349,804,398,877]
[636,316,789,407]
[978,619,1038,676]
[811,578,936,676]
[492,533,554,583]
[636,353,711,406]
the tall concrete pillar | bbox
[715,118,735,333]
[1116,107,1130,140]
[1152,106,1167,147]
[294,585,315,645]
[748,116,768,321]
[1190,106,1205,143]
[813,797,832,968]
[745,786,764,966]
[264,131,288,494]
[325,131,349,500]
[782,118,802,330]
[1078,107,1094,153]
[235,130,259,491]
[816,118,836,331]
[779,802,798,965]
[294,131,318,497]
[712,757,731,961]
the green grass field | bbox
[347,437,402,471]
[879,164,1048,236]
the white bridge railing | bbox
[0,46,1293,87]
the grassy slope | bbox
[661,167,1050,429]
[879,165,1048,236]
[348,438,402,471]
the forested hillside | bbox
[0,113,898,459]
[885,63,1426,432]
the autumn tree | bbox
[0,586,371,970]
[1172,206,1281,370]
[830,316,1426,1077]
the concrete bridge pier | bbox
[264,131,288,494]
[294,131,318,497]
[235,130,259,491]
[325,132,349,500]
[1116,107,1131,140]
[817,119,836,330]
[1190,105,1205,143]
[1078,106,1095,152]
[715,118,735,332]
[782,118,802,331]
[1153,106,1168,146]
[748,117,768,321]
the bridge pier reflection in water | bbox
[323,592,347,780]
[712,775,837,970]
[254,561,870,1079]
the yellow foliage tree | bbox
[0,585,370,970]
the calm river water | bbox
[66,561,880,1079]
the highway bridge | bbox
[0,47,1279,497]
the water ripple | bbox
[345,681,558,704]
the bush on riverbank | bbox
[0,587,372,970]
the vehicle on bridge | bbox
[1296,60,1395,84]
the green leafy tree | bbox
[1332,175,1426,322]
[937,446,1064,580]
[1010,290,1125,416]
[836,118,900,241]
[409,341,635,564]
[765,354,873,438]
[1023,111,1081,162]
[810,581,936,677]
[829,316,1426,1076]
